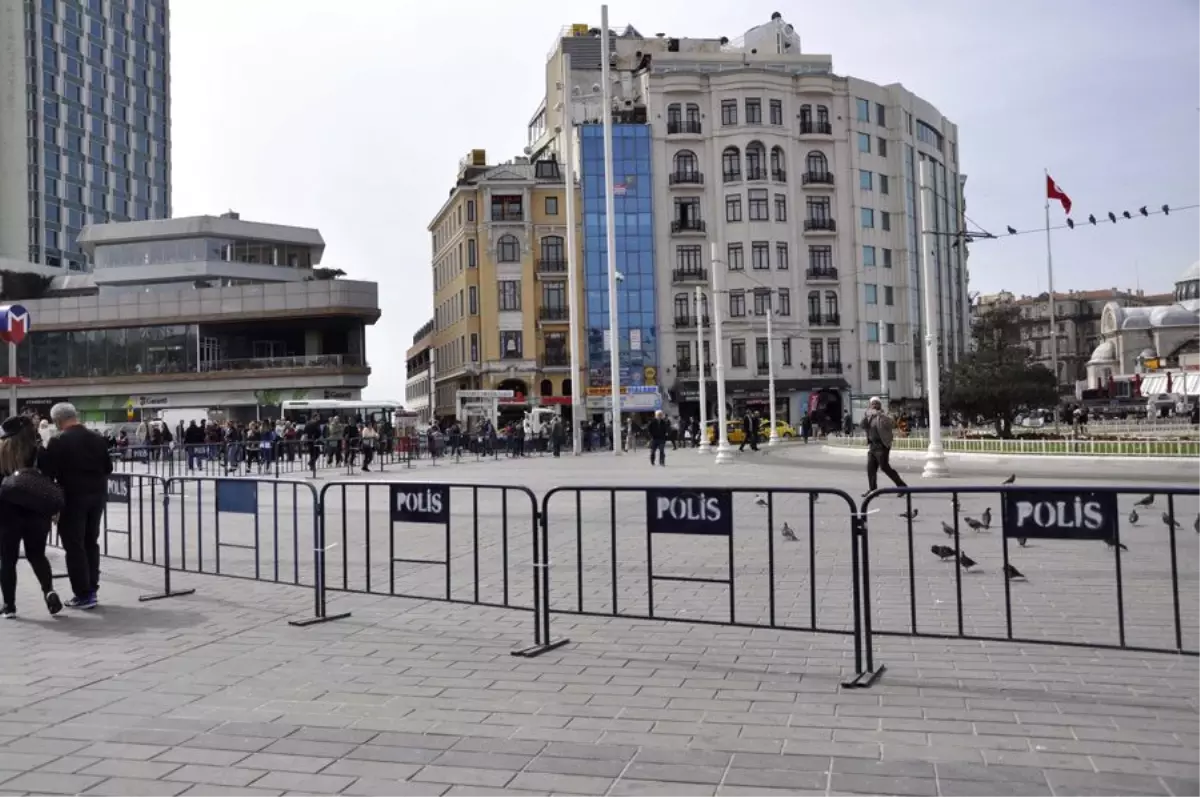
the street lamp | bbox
[764,292,780,447]
[709,242,734,464]
[599,5,622,455]
[695,285,711,453]
[556,53,583,455]
[918,159,949,477]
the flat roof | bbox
[76,215,325,255]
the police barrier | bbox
[855,485,1200,686]
[539,486,866,682]
[318,480,563,656]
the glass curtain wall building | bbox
[579,124,658,395]
[22,0,171,270]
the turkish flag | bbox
[1046,175,1072,215]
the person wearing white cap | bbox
[861,396,907,497]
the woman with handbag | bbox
[0,416,64,619]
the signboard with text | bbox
[1001,490,1119,541]
[646,488,733,536]
[390,484,450,525]
[106,474,131,504]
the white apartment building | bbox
[405,318,434,426]
[529,14,970,426]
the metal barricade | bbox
[855,484,1200,687]
[318,480,561,655]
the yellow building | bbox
[428,150,584,422]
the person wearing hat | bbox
[0,416,64,619]
[861,396,907,497]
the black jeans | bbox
[58,499,104,600]
[0,524,54,607]
[649,439,666,465]
[867,446,907,492]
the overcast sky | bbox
[168,0,1200,401]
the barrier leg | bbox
[512,507,569,657]
[845,512,885,688]
[290,507,350,626]
[139,492,196,602]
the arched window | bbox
[816,104,830,124]
[806,150,828,176]
[540,379,553,397]
[699,292,710,319]
[808,291,822,320]
[666,103,681,123]
[799,103,812,123]
[673,149,699,177]
[561,378,572,397]
[825,291,839,318]
[539,235,564,264]
[770,146,786,181]
[497,234,520,263]
[674,293,690,320]
[745,141,766,179]
[685,103,701,124]
[722,146,741,182]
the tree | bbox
[941,303,1057,438]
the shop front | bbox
[675,379,848,427]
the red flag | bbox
[1046,175,1072,215]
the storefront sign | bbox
[324,389,354,399]
[457,390,515,399]
[137,395,170,407]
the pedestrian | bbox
[647,410,669,466]
[41,402,112,610]
[861,396,907,497]
[550,416,564,457]
[361,422,379,472]
[0,416,64,619]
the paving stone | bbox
[341,779,450,796]
[348,743,444,765]
[35,755,102,774]
[253,771,357,793]
[621,762,727,784]
[239,752,335,773]
[521,755,627,778]
[79,758,181,779]
[936,779,1052,796]
[83,776,192,796]
[181,733,275,752]
[723,767,829,790]
[1,771,106,794]
[507,771,614,794]
[412,765,515,788]
[612,780,718,796]
[432,750,537,771]
[162,764,268,788]
[830,773,938,796]
[153,746,252,767]
[178,785,284,796]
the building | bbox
[405,318,434,426]
[525,13,969,426]
[0,0,172,271]
[0,213,379,423]
[427,150,585,423]
[1086,262,1200,395]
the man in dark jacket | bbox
[42,402,112,610]
[647,410,670,466]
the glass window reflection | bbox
[15,324,197,379]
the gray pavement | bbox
[1,446,1196,796]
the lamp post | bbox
[695,285,710,452]
[599,4,622,454]
[558,53,583,455]
[918,159,949,477]
[709,243,734,464]
[765,297,779,447]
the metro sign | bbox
[0,304,31,345]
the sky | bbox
[168,0,1200,401]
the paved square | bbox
[4,445,1195,795]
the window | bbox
[810,339,824,365]
[748,189,769,221]
[885,323,896,343]
[751,241,769,270]
[882,248,892,268]
[782,338,792,366]
[877,137,888,157]
[498,280,521,311]
[673,149,699,177]
[858,133,871,154]
[906,111,914,135]
[468,286,478,315]
[865,284,878,305]
[917,120,943,150]
[773,194,787,222]
[756,338,769,370]
[881,211,891,231]
[860,170,873,191]
[745,98,762,124]
[884,286,894,306]
[676,245,702,272]
[805,150,827,175]
[729,290,746,317]
[770,146,786,180]
[861,208,875,229]
[674,294,690,321]
[887,360,897,381]
[825,291,839,318]
[809,245,833,270]
[540,235,564,265]
[467,238,477,267]
[856,98,870,122]
[731,338,746,368]
[769,99,783,125]
[776,243,789,270]
[777,288,791,316]
[545,196,559,216]
[466,200,475,221]
[686,103,701,126]
[667,103,681,127]
[497,234,520,262]
[876,103,886,127]
[829,339,842,365]
[500,331,523,359]
[727,242,744,271]
[542,281,567,311]
[491,195,523,222]
[725,194,743,222]
[863,245,876,267]
[676,341,691,368]
[745,142,765,179]
[880,174,890,195]
[817,105,830,126]
[754,290,771,316]
[867,322,879,343]
[722,146,741,181]
[721,99,738,126]
[867,360,881,381]
[806,197,831,220]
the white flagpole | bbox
[600,5,622,454]
[560,53,583,455]
[696,285,709,452]
[1045,168,1060,432]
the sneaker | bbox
[0,605,15,619]
[44,591,62,616]
[66,595,97,610]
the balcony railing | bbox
[537,258,567,274]
[723,170,742,183]
[491,210,524,222]
[821,313,841,326]
[804,218,837,232]
[746,168,766,181]
[542,354,570,368]
[675,363,711,378]
[672,267,708,284]
[799,120,834,135]
[811,362,844,375]
[673,315,711,329]
[667,120,702,135]
[802,171,835,186]
[539,306,569,322]
[806,267,839,281]
[671,219,707,234]
[198,353,366,373]
[757,364,772,376]
[771,168,787,182]
[668,171,704,186]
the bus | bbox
[280,399,407,427]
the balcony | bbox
[746,168,766,182]
[722,170,742,183]
[539,306,569,323]
[771,168,787,183]
[668,171,704,186]
[672,267,708,284]
[820,313,841,327]
[757,364,772,376]
[196,353,368,374]
[811,362,844,375]
[802,171,835,188]
[542,354,570,369]
[667,120,702,135]
[536,258,567,277]
[670,219,707,235]
[803,218,837,234]
[799,120,834,136]
[675,363,711,379]
[490,210,524,223]
[673,315,711,329]
[806,267,839,282]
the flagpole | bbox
[1044,168,1060,433]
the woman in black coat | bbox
[0,416,63,618]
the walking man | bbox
[647,410,669,466]
[861,396,907,497]
[42,403,112,609]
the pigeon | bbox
[964,515,987,532]
[1018,537,1028,547]
[1128,509,1139,526]
[755,496,768,507]
[930,544,956,561]
[1003,563,1026,580]
[980,508,992,529]
[941,522,956,537]
[1135,494,1155,507]
[958,553,978,571]
[899,508,919,521]
[1104,538,1129,552]
[781,522,798,542]
[1002,474,1016,485]
[1162,512,1181,530]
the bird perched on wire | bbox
[781,522,798,542]
[899,508,918,521]
[1162,512,1181,530]
[930,544,956,561]
[941,522,956,537]
[1003,563,1026,580]
[1135,494,1155,507]
[1002,474,1016,485]
[958,553,978,571]
[1129,509,1140,526]
[1104,538,1129,552]
[1006,226,1017,235]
